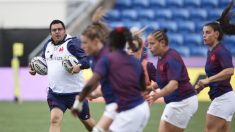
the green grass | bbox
[0,101,234,132]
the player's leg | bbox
[72,99,96,131]
[223,122,231,132]
[47,91,67,132]
[205,114,226,132]
[159,120,184,132]
[49,107,64,132]
[92,103,117,132]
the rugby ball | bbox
[31,56,47,75]
[62,55,80,73]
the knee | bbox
[50,115,62,125]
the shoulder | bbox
[215,44,232,57]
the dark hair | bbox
[109,27,137,51]
[49,19,65,32]
[151,28,168,45]
[82,21,110,43]
[205,0,235,40]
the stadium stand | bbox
[106,0,235,56]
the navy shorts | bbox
[47,89,90,120]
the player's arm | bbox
[198,50,234,88]
[88,85,103,100]
[198,68,234,88]
[67,38,90,73]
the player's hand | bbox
[197,78,210,88]
[71,64,81,74]
[87,92,100,101]
[195,84,204,94]
[145,90,159,106]
[28,63,36,75]
[71,96,83,117]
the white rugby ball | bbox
[62,55,80,73]
[31,56,47,75]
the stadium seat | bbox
[219,0,232,8]
[184,34,202,45]
[190,46,208,56]
[123,21,142,29]
[145,22,160,34]
[149,0,166,8]
[178,21,195,33]
[108,22,124,28]
[166,0,184,8]
[184,0,201,8]
[138,9,155,20]
[159,21,178,33]
[115,0,132,9]
[155,9,172,21]
[121,10,138,20]
[106,9,121,21]
[190,9,207,21]
[168,33,184,46]
[174,46,190,57]
[201,0,218,9]
[230,48,235,56]
[195,21,206,32]
[172,9,190,21]
[224,36,235,44]
[133,0,150,8]
[207,9,222,20]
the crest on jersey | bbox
[210,54,215,62]
[59,47,64,52]
[159,64,164,71]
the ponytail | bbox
[109,27,137,51]
[217,0,235,35]
[205,0,235,40]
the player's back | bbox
[106,50,144,111]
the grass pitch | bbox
[0,101,234,132]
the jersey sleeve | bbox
[41,39,51,59]
[67,37,90,69]
[217,48,234,69]
[147,62,156,81]
[166,58,182,81]
[94,56,109,78]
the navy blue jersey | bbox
[205,44,233,100]
[91,45,117,104]
[156,49,196,103]
[94,50,145,112]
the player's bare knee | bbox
[51,115,62,125]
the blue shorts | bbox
[47,89,90,120]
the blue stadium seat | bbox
[178,21,195,33]
[190,9,207,21]
[219,0,232,8]
[149,0,166,8]
[224,36,235,44]
[109,22,124,28]
[115,0,132,9]
[133,0,150,8]
[124,21,142,29]
[106,9,121,21]
[195,21,206,32]
[159,21,178,32]
[201,0,218,9]
[168,33,184,46]
[184,0,201,8]
[121,10,138,20]
[174,46,190,57]
[207,9,222,20]
[138,9,155,20]
[155,9,172,21]
[146,22,160,34]
[190,46,208,56]
[172,9,190,20]
[230,48,235,56]
[166,0,184,8]
[184,34,202,45]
